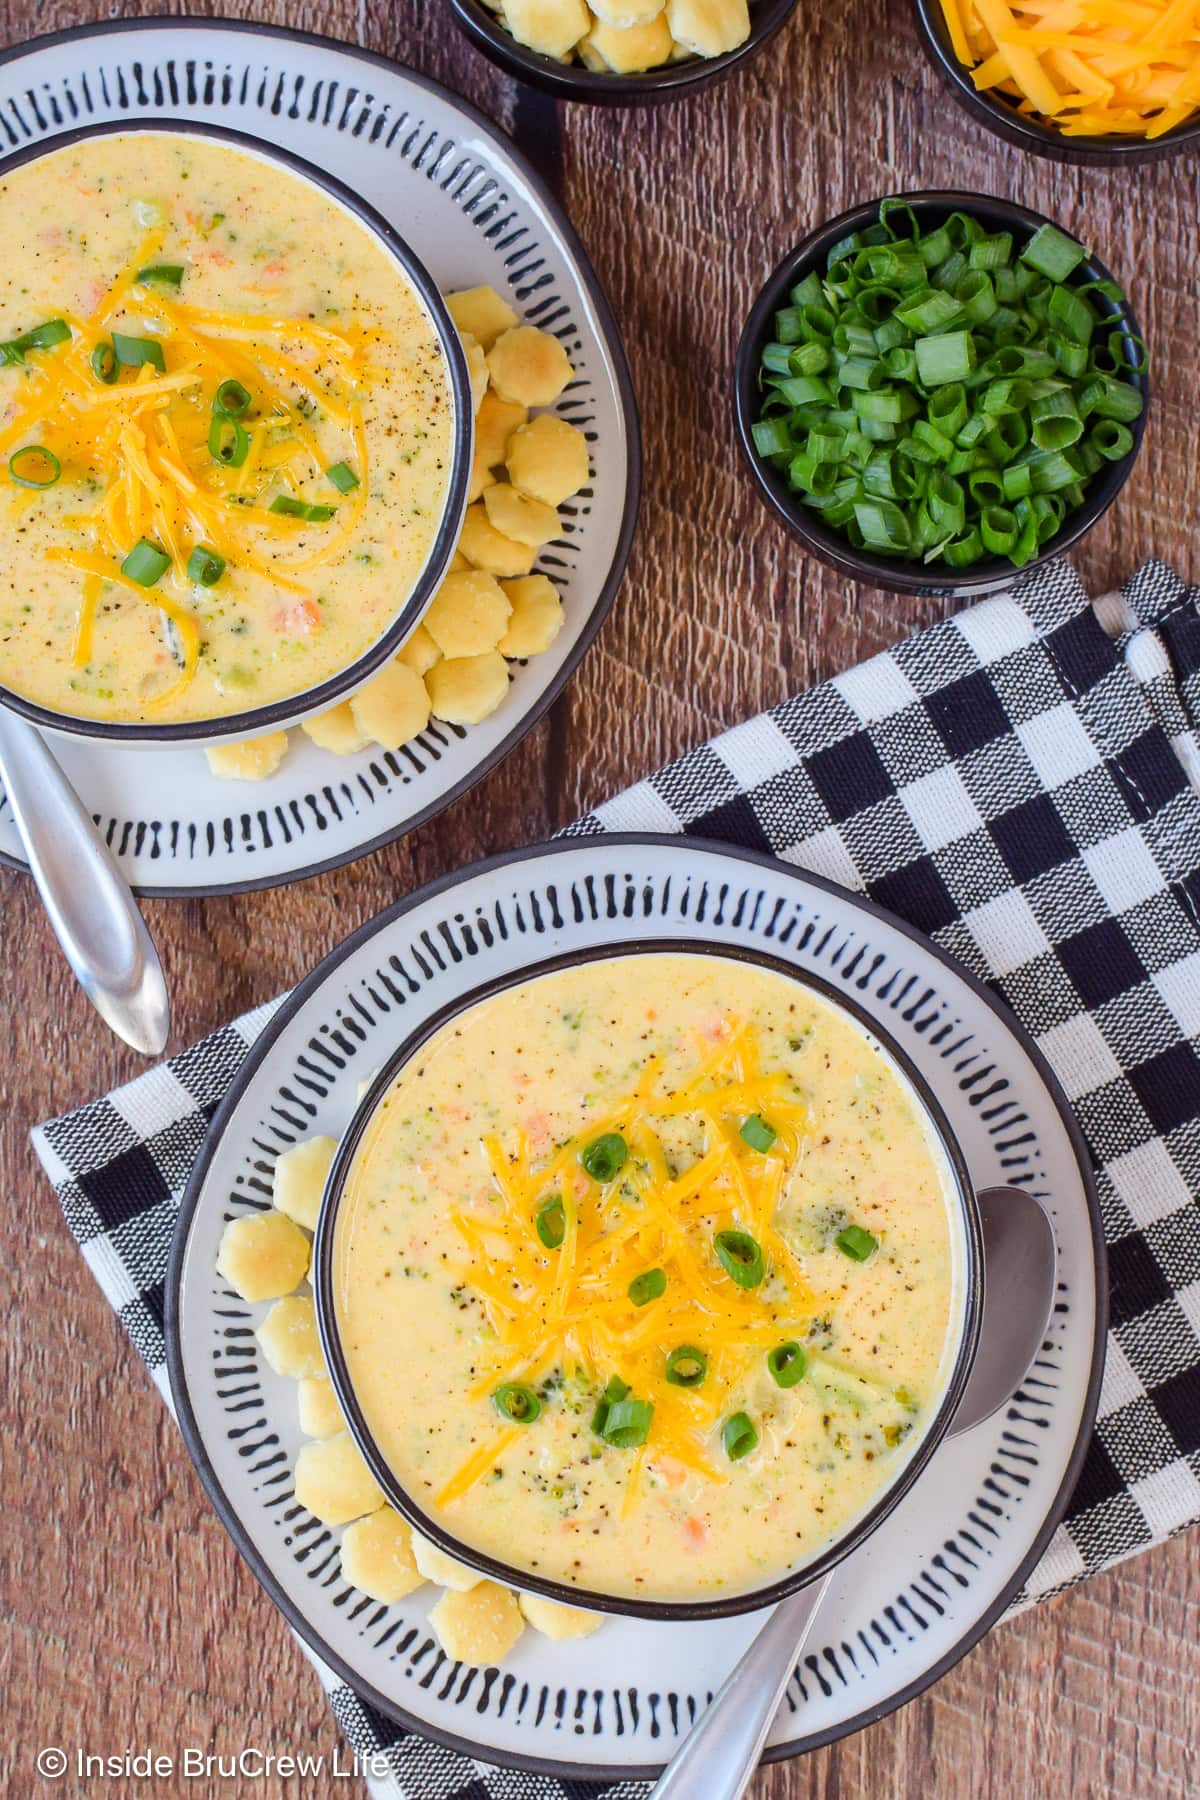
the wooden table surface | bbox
[2,1,1198,1795]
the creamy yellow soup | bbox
[334,954,964,1603]
[0,131,455,724]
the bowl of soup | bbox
[314,943,984,1619]
[0,121,471,743]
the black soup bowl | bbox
[734,191,1149,598]
[314,938,987,1622]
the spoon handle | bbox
[649,1572,833,1800]
[0,708,170,1055]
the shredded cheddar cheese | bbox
[438,1025,823,1513]
[939,0,1200,136]
[1,238,384,705]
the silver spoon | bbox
[649,1183,1057,1800]
[0,706,170,1055]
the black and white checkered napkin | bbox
[31,556,1200,1800]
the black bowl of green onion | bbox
[734,193,1149,595]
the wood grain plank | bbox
[1,1,1198,1796]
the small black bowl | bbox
[734,191,1150,598]
[913,0,1200,165]
[447,0,798,105]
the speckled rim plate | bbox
[0,17,639,896]
[167,835,1106,1777]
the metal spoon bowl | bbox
[650,1183,1058,1800]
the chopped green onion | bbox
[915,330,976,386]
[136,263,185,288]
[853,388,905,423]
[1031,389,1083,450]
[929,383,968,437]
[327,460,359,493]
[928,471,966,534]
[855,498,910,553]
[767,1341,807,1388]
[1046,283,1094,347]
[837,356,885,392]
[1002,462,1034,501]
[969,232,1013,270]
[791,270,824,306]
[895,288,964,334]
[1091,420,1134,462]
[1021,223,1087,282]
[21,319,71,349]
[1109,329,1149,376]
[982,377,1028,416]
[779,373,833,408]
[214,378,252,419]
[210,416,250,468]
[1028,447,1086,493]
[267,493,336,521]
[770,315,803,349]
[8,444,60,489]
[186,545,226,587]
[580,1132,627,1183]
[789,346,829,380]
[90,342,118,385]
[835,1223,878,1261]
[112,331,165,373]
[880,198,921,242]
[722,1412,759,1461]
[493,1383,541,1424]
[628,1267,666,1307]
[917,223,951,265]
[943,528,983,566]
[1079,371,1144,424]
[0,318,71,364]
[956,270,998,325]
[600,1396,654,1449]
[1051,334,1089,379]
[912,418,953,460]
[980,505,1018,555]
[665,1346,708,1389]
[590,1374,628,1435]
[536,1195,565,1250]
[808,427,845,463]
[120,538,171,587]
[739,1113,777,1152]
[968,469,1005,508]
[714,1229,765,1289]
[883,346,918,383]
[752,417,791,457]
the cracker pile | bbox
[215,1126,605,1667]
[207,284,589,782]
[485,0,750,73]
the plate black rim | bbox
[0,15,642,900]
[166,832,1108,1780]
